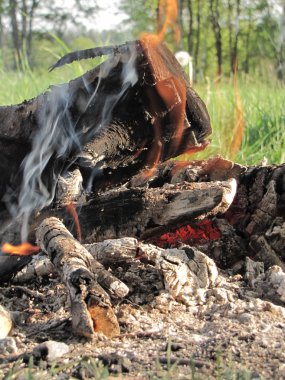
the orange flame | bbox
[2,242,40,256]
[229,62,244,158]
[140,0,186,177]
[66,203,82,242]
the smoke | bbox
[9,45,139,242]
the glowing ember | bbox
[156,220,221,248]
[66,203,82,242]
[2,242,40,256]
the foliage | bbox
[119,0,285,82]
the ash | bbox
[1,239,285,379]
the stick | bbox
[36,217,127,338]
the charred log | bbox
[0,40,211,211]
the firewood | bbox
[13,236,218,306]
[53,178,236,242]
[86,238,219,306]
[13,255,56,283]
[36,217,127,338]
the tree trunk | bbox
[231,0,240,73]
[186,0,193,55]
[21,0,27,51]
[210,0,223,78]
[194,0,201,81]
[178,0,185,50]
[26,0,38,65]
[243,12,252,74]
[9,0,22,69]
[227,0,233,73]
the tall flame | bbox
[229,62,244,158]
[140,0,186,176]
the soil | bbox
[1,247,285,380]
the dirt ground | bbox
[1,251,285,379]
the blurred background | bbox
[0,0,284,165]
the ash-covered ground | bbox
[1,245,285,379]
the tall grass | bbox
[193,76,285,165]
[0,58,284,166]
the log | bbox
[36,217,127,338]
[49,177,237,242]
[0,40,211,213]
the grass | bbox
[3,353,258,380]
[192,75,285,166]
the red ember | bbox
[156,219,221,248]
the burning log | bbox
[36,217,125,338]
[0,40,211,214]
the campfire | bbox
[0,1,284,351]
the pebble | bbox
[31,340,69,361]
[238,313,254,324]
[0,337,18,354]
[0,305,13,339]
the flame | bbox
[229,62,244,158]
[140,0,186,177]
[155,220,221,248]
[2,242,40,256]
[66,203,82,242]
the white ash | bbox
[55,168,85,205]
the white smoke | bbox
[12,45,139,241]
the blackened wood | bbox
[56,178,236,242]
[0,40,211,211]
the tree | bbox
[0,0,100,69]
[209,0,223,77]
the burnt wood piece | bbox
[146,157,285,270]
[44,178,236,242]
[36,217,125,338]
[0,40,211,212]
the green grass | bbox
[192,76,285,165]
[3,354,258,380]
